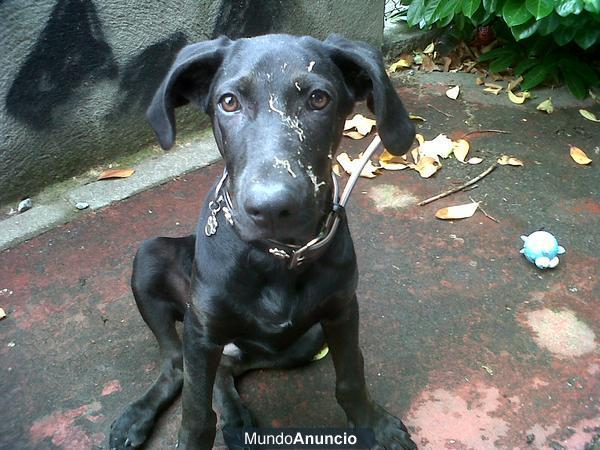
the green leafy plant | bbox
[403,0,600,98]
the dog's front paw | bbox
[109,403,156,449]
[370,407,417,450]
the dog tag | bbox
[205,215,218,236]
[222,206,234,226]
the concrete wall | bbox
[0,0,384,205]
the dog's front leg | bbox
[177,310,223,450]
[321,295,417,450]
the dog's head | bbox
[147,34,414,243]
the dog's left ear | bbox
[324,34,415,156]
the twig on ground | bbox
[417,162,498,206]
[427,104,453,118]
[461,129,510,139]
[470,197,499,223]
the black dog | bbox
[110,34,416,450]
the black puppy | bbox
[110,34,416,450]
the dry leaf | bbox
[415,156,441,178]
[467,157,483,164]
[312,345,329,361]
[343,130,367,140]
[579,109,600,122]
[481,365,494,376]
[435,202,480,220]
[98,168,135,180]
[423,42,435,54]
[420,134,453,159]
[507,76,523,92]
[507,90,531,104]
[452,139,470,162]
[389,57,412,72]
[344,114,376,135]
[409,114,426,121]
[497,155,523,166]
[446,85,460,100]
[380,161,409,171]
[569,146,592,165]
[332,164,341,176]
[475,77,485,86]
[483,86,502,95]
[420,55,439,72]
[411,148,420,164]
[0,307,6,320]
[415,134,425,145]
[379,149,408,164]
[336,152,379,178]
[536,98,554,114]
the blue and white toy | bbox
[520,231,565,269]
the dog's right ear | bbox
[146,37,231,149]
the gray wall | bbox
[0,0,384,205]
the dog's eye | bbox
[219,94,240,112]
[308,90,330,110]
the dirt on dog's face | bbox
[207,37,353,244]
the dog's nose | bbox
[243,184,298,227]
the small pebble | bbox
[17,198,32,213]
[526,433,535,444]
[75,202,89,210]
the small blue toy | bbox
[520,231,565,269]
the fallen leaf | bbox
[536,98,554,114]
[446,85,460,100]
[312,345,329,361]
[379,149,408,164]
[579,109,600,122]
[569,146,592,165]
[409,114,426,121]
[507,90,531,105]
[435,201,480,220]
[475,77,485,86]
[389,57,412,72]
[452,139,470,162]
[507,76,523,92]
[467,157,483,164]
[420,55,439,72]
[344,114,376,135]
[379,161,409,171]
[420,134,454,159]
[415,156,441,178]
[336,152,379,178]
[497,155,523,166]
[98,168,135,180]
[411,148,420,164]
[423,42,435,54]
[0,307,6,320]
[415,133,425,146]
[343,130,366,140]
[332,164,341,176]
[481,365,494,376]
[483,86,502,95]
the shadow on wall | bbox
[5,0,118,130]
[212,0,283,39]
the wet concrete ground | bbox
[1,73,598,450]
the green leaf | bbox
[407,0,426,27]
[489,52,518,72]
[575,27,600,49]
[463,0,482,17]
[511,19,541,40]
[526,0,554,18]
[514,58,538,76]
[483,0,500,11]
[552,26,577,45]
[520,62,555,89]
[478,46,514,62]
[555,0,584,16]
[561,68,588,99]
[583,0,600,13]
[423,0,443,22]
[537,13,561,35]
[439,11,456,26]
[503,0,534,26]
[561,57,600,85]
